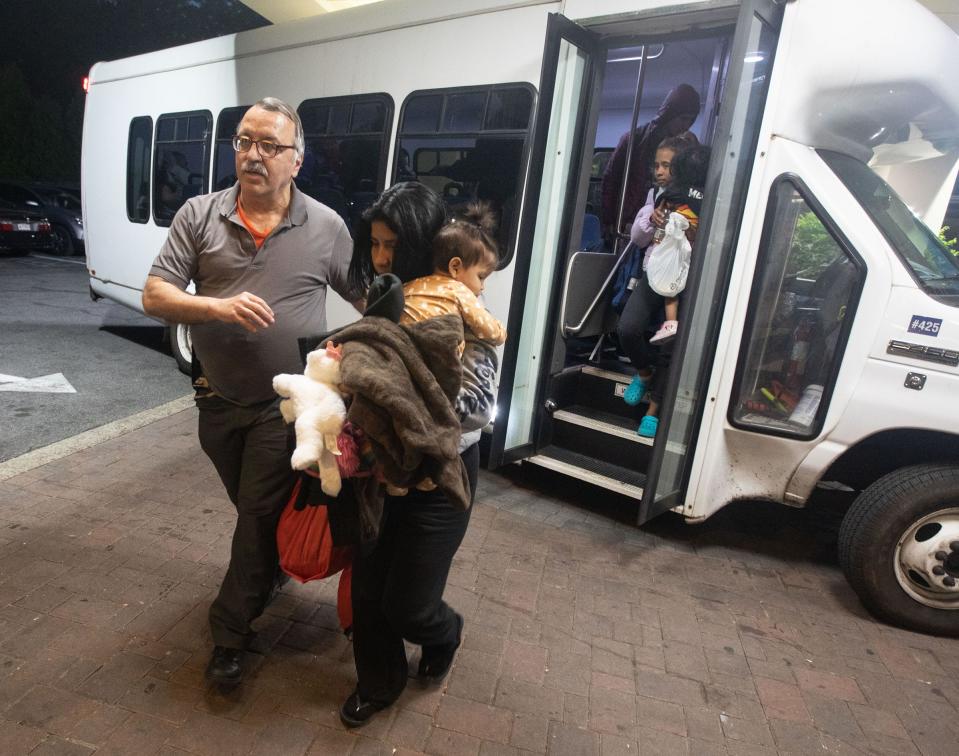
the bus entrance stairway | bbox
[527,364,653,500]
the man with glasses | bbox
[143,97,355,686]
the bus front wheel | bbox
[838,464,959,637]
[170,323,192,376]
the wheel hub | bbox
[894,508,959,609]
[938,541,959,579]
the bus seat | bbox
[561,250,618,340]
[580,213,603,252]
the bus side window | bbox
[212,106,252,192]
[152,111,212,227]
[730,178,864,438]
[296,94,394,231]
[126,116,152,223]
[396,84,534,266]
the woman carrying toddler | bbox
[340,182,499,728]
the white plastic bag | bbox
[645,212,691,297]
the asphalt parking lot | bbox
[0,253,191,462]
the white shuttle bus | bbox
[82,0,959,636]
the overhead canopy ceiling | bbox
[920,0,959,34]
[240,0,384,25]
[241,0,958,33]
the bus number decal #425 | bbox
[908,316,942,337]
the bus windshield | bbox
[820,150,959,304]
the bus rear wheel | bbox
[170,323,192,376]
[838,464,959,637]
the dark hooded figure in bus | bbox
[600,83,701,245]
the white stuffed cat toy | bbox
[272,343,347,496]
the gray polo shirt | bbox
[150,183,353,405]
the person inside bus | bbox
[142,97,357,687]
[340,181,497,728]
[600,83,701,246]
[156,150,191,217]
[445,138,523,253]
[613,132,698,313]
[618,144,710,438]
[646,144,710,345]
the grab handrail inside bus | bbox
[562,239,635,337]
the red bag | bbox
[276,476,353,583]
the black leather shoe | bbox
[205,646,244,685]
[418,612,463,683]
[339,690,387,728]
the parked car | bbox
[0,180,83,256]
[0,200,54,255]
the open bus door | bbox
[640,0,784,523]
[492,1,786,526]
[489,13,603,467]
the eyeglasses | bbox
[232,135,296,159]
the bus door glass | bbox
[490,13,602,465]
[640,0,784,523]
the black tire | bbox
[49,224,75,256]
[838,464,959,637]
[170,323,193,376]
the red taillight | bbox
[38,222,51,233]
[0,222,13,232]
[82,76,89,93]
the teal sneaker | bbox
[637,415,659,438]
[623,373,648,406]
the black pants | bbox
[616,279,670,405]
[351,443,480,705]
[197,395,296,649]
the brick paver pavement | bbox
[0,407,956,755]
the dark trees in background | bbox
[0,0,268,184]
[0,64,82,183]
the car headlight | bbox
[75,217,83,226]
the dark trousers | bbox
[351,443,480,705]
[196,395,296,649]
[616,279,671,405]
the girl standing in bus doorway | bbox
[617,144,710,438]
[340,182,497,728]
[646,145,710,345]
[613,133,699,315]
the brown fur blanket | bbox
[335,314,470,538]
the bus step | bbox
[553,405,653,446]
[580,364,635,385]
[549,404,654,472]
[574,365,648,421]
[526,444,646,500]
